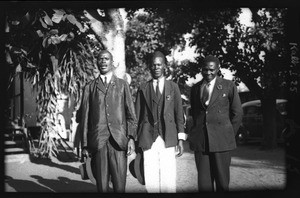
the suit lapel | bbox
[96,77,106,93]
[163,80,172,114]
[198,80,206,109]
[106,75,116,94]
[208,77,222,108]
[141,81,153,114]
[151,81,159,104]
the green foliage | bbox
[125,12,165,98]
[166,59,198,102]
[125,9,196,99]
[188,8,241,62]
[5,8,101,158]
[225,8,288,98]
[189,8,289,98]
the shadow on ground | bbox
[5,175,95,192]
[30,175,95,192]
[5,176,52,192]
[29,152,80,175]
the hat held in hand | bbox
[129,148,145,185]
[79,156,96,185]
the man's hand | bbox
[127,139,135,156]
[81,148,90,158]
[176,140,184,157]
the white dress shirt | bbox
[100,71,113,86]
[152,77,165,94]
[203,76,216,106]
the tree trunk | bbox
[260,96,278,149]
[84,8,127,80]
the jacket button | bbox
[108,123,111,126]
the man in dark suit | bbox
[80,50,137,192]
[135,51,186,192]
[188,55,243,192]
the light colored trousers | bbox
[143,136,176,193]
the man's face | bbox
[201,61,219,82]
[150,57,165,79]
[97,52,113,75]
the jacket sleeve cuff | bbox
[178,132,187,141]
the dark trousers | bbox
[91,137,127,192]
[194,150,231,192]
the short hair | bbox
[203,55,220,66]
[152,51,166,64]
[98,50,113,60]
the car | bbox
[236,99,288,145]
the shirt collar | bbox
[204,76,217,87]
[153,76,165,84]
[100,72,113,83]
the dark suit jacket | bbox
[189,76,243,152]
[135,79,185,150]
[80,75,137,152]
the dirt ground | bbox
[3,141,296,195]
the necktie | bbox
[104,76,107,88]
[155,80,161,99]
[202,83,210,106]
